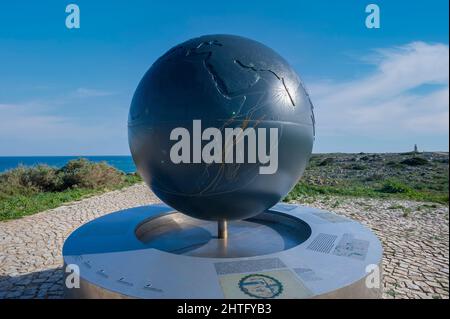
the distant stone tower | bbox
[414,144,418,153]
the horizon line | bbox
[0,150,448,157]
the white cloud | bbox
[309,42,449,140]
[0,99,128,155]
[0,87,118,140]
[0,104,11,110]
[0,102,93,139]
[72,87,115,98]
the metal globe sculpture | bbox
[128,34,315,221]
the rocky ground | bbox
[0,183,448,299]
[300,152,448,203]
[306,152,448,186]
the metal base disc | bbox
[135,211,311,258]
[63,203,383,299]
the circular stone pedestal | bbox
[63,203,383,299]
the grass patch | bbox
[284,180,448,204]
[379,179,412,194]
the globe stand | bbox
[218,220,228,240]
[62,203,383,299]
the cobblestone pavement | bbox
[0,184,159,299]
[297,197,449,299]
[0,183,448,299]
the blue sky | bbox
[0,0,448,155]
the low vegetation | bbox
[0,158,141,221]
[284,152,449,204]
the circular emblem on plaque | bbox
[238,274,283,299]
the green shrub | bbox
[400,151,417,155]
[26,165,62,191]
[344,163,367,170]
[318,157,334,166]
[0,165,40,197]
[434,158,449,164]
[379,180,412,194]
[364,173,383,181]
[386,160,404,169]
[400,157,428,166]
[59,158,123,189]
[124,172,143,184]
[0,164,62,195]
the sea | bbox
[0,156,136,174]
